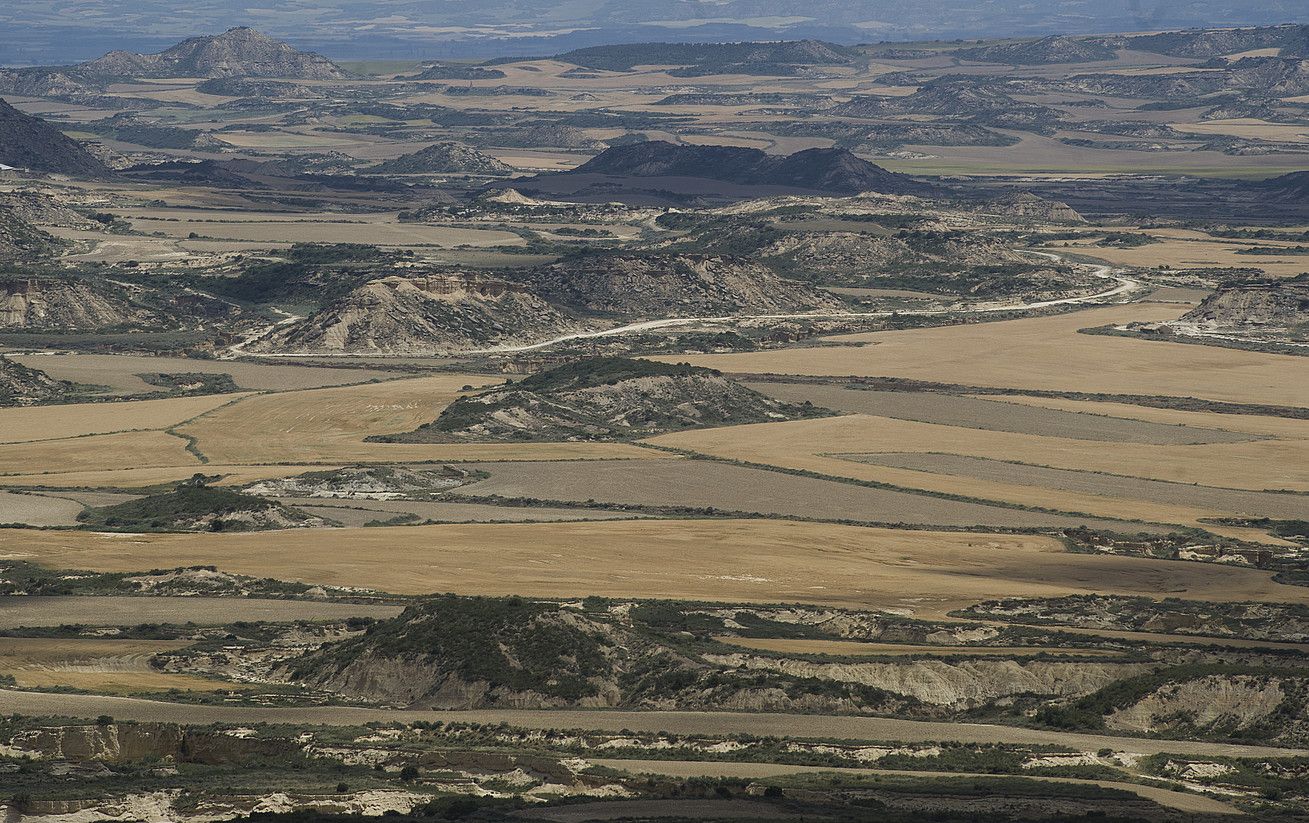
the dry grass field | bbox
[0,431,199,477]
[0,637,228,694]
[0,490,85,526]
[655,414,1309,492]
[848,453,1309,521]
[5,520,1304,619]
[0,596,402,628]
[664,305,1309,406]
[1048,233,1309,278]
[0,392,249,443]
[286,497,649,526]
[7,353,398,395]
[177,375,666,464]
[459,459,1163,532]
[0,464,336,490]
[745,384,1257,445]
[649,415,1307,535]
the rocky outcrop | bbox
[988,191,1085,223]
[1106,674,1300,743]
[369,142,513,176]
[0,356,77,406]
[0,98,110,177]
[78,478,328,532]
[1181,277,1309,341]
[516,252,846,318]
[565,141,927,195]
[81,27,347,80]
[245,464,478,499]
[251,273,583,355]
[385,357,828,443]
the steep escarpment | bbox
[381,357,829,443]
[515,252,846,318]
[1180,275,1309,341]
[0,276,153,330]
[250,273,584,355]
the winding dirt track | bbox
[2,691,1302,760]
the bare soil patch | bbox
[459,459,1167,532]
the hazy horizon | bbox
[2,0,1306,64]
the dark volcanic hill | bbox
[954,35,1119,65]
[380,357,830,443]
[80,27,347,80]
[369,142,513,176]
[0,99,110,177]
[562,141,926,195]
[513,252,847,319]
[1251,170,1309,201]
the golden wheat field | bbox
[6,520,1305,619]
[0,637,229,694]
[662,304,1309,406]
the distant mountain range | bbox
[78,27,347,80]
[0,28,346,100]
[1,2,1304,63]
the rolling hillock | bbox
[1251,169,1309,201]
[553,40,858,74]
[380,356,829,443]
[0,209,63,261]
[563,140,926,195]
[78,476,325,532]
[369,142,513,176]
[1129,24,1308,58]
[249,273,582,355]
[284,594,1142,713]
[834,80,1065,135]
[0,356,77,406]
[513,252,847,318]
[0,99,110,178]
[284,594,916,710]
[245,464,479,500]
[954,35,1119,65]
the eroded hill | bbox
[378,356,830,442]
